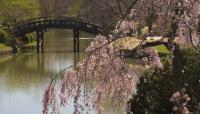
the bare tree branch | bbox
[50,65,74,85]
[116,0,124,18]
[122,0,139,21]
[116,0,139,29]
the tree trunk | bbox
[40,0,46,17]
[172,44,184,92]
[147,8,154,34]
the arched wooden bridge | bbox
[11,16,104,52]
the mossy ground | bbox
[23,41,36,47]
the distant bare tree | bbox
[79,0,136,31]
[39,0,73,16]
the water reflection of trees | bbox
[0,52,77,91]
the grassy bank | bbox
[0,43,12,51]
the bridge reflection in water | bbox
[44,29,94,52]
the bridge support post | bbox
[36,30,44,53]
[36,31,40,53]
[73,29,79,52]
[41,31,44,53]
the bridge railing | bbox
[13,16,101,28]
[11,16,105,36]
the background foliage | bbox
[129,48,200,114]
[0,0,40,26]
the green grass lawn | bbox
[0,43,12,51]
[155,45,171,54]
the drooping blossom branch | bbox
[42,35,140,114]
[43,83,59,114]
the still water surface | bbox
[0,29,123,114]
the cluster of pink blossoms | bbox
[170,88,190,114]
[143,47,164,69]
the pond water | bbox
[0,29,124,114]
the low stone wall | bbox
[20,45,37,52]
